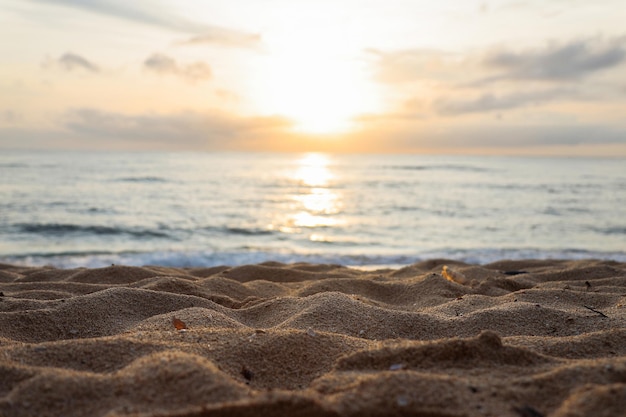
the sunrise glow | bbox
[255,29,380,134]
[1,0,625,154]
[260,57,378,134]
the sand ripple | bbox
[1,260,625,416]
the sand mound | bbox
[1,259,625,416]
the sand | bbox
[1,259,625,417]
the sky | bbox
[1,0,625,155]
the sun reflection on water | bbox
[295,153,334,187]
[271,153,344,236]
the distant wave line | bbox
[14,223,171,239]
[202,226,275,236]
[114,176,168,183]
[13,222,279,239]
[383,164,490,172]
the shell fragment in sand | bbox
[172,317,188,330]
[441,265,469,285]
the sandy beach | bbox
[1,259,625,417]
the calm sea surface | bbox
[1,151,625,268]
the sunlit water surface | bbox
[1,151,624,268]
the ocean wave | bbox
[115,176,168,183]
[3,247,625,269]
[0,162,28,168]
[384,164,490,173]
[202,226,275,236]
[14,223,171,239]
[588,226,626,235]
[225,227,274,236]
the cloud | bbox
[143,53,212,82]
[29,0,256,40]
[441,124,626,148]
[60,108,291,149]
[434,88,573,115]
[1,110,20,124]
[368,37,626,88]
[2,108,625,155]
[43,52,99,72]
[381,123,626,153]
[176,30,262,50]
[59,52,99,72]
[366,48,456,84]
[143,54,178,74]
[483,37,626,81]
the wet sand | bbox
[1,259,625,417]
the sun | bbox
[253,31,380,134]
[261,56,372,134]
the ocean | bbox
[1,151,625,268]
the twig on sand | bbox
[584,305,608,318]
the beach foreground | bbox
[1,259,625,417]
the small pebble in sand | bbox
[396,395,410,407]
[389,363,407,371]
[241,366,254,383]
